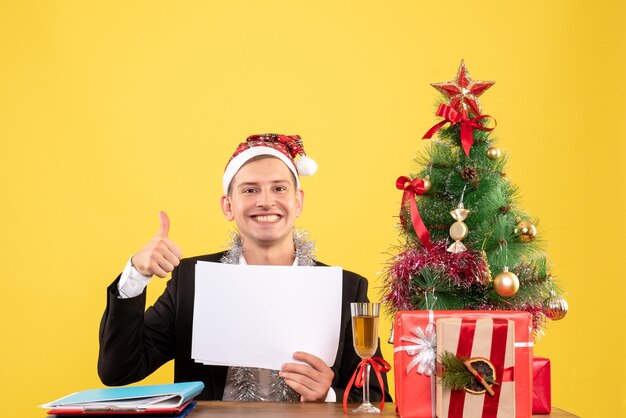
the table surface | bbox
[185,401,579,417]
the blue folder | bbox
[41,382,204,413]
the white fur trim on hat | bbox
[222,146,300,194]
[295,155,318,176]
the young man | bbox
[98,134,390,402]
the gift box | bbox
[393,311,533,418]
[532,356,551,414]
[436,318,515,418]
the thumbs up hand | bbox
[131,211,183,278]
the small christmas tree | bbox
[382,60,567,337]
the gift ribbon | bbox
[396,176,432,250]
[447,318,511,418]
[342,357,391,413]
[482,318,510,417]
[397,322,436,376]
[501,365,514,382]
[422,103,496,157]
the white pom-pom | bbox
[295,155,318,176]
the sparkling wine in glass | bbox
[350,302,380,413]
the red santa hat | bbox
[222,133,318,194]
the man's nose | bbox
[256,189,276,207]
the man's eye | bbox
[242,188,257,193]
[274,186,287,192]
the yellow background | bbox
[1,1,624,417]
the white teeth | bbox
[253,215,280,223]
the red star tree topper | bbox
[431,60,495,117]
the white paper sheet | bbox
[191,261,343,371]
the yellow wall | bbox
[1,1,624,417]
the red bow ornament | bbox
[396,176,432,250]
[422,103,496,157]
[342,357,392,413]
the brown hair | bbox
[227,155,298,195]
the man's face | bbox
[221,157,304,249]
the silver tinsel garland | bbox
[269,370,301,402]
[229,367,265,401]
[220,229,316,266]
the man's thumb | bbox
[158,211,170,237]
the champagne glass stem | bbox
[363,362,371,405]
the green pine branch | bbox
[438,351,474,391]
[410,266,489,310]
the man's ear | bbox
[220,195,235,221]
[295,189,304,218]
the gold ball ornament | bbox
[423,176,432,193]
[515,220,537,242]
[544,293,568,320]
[487,146,502,160]
[493,268,520,297]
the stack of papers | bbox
[192,262,343,370]
[40,382,204,416]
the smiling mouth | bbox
[252,215,281,223]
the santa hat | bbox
[222,133,318,194]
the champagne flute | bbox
[350,302,380,413]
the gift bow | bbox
[400,322,437,376]
[396,176,431,250]
[342,357,391,413]
[422,103,496,157]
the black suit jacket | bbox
[98,252,390,401]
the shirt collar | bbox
[238,255,298,266]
